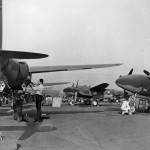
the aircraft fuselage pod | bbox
[116,74,150,96]
[63,86,93,98]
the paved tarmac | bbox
[0,102,150,150]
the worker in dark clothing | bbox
[13,92,24,121]
[13,83,26,122]
[30,79,44,122]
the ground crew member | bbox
[121,96,130,115]
[30,78,44,122]
[13,83,26,122]
[13,91,24,121]
[128,95,136,115]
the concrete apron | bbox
[0,139,17,150]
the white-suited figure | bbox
[45,96,52,106]
[121,98,130,114]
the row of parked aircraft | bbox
[0,1,122,97]
[63,67,150,106]
[63,81,124,106]
[0,0,150,107]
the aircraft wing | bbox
[0,50,48,59]
[30,63,123,73]
[90,83,109,92]
[42,82,70,86]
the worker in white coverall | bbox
[121,97,130,115]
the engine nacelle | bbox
[1,57,29,89]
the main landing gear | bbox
[85,99,98,106]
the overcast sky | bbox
[2,0,150,91]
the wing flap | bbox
[30,63,123,73]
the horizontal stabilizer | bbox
[90,83,109,92]
[0,50,48,59]
[30,63,123,73]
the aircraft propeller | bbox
[128,68,133,75]
[143,70,150,79]
[71,80,79,88]
[119,68,133,77]
[143,70,150,75]
[72,83,74,87]
[76,80,79,88]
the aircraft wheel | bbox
[69,101,74,106]
[85,99,90,105]
[91,100,98,106]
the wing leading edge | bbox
[30,63,123,73]
[0,50,48,59]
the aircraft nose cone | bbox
[63,88,69,93]
[116,75,137,88]
[116,76,128,88]
[116,75,142,93]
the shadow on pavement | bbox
[42,110,103,115]
[0,122,57,141]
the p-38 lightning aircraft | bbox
[0,0,122,97]
[63,81,109,106]
[116,69,150,99]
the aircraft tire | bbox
[91,100,98,106]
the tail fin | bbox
[90,83,109,92]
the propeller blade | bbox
[143,70,150,75]
[76,80,79,88]
[72,83,74,87]
[119,68,133,78]
[128,68,133,75]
